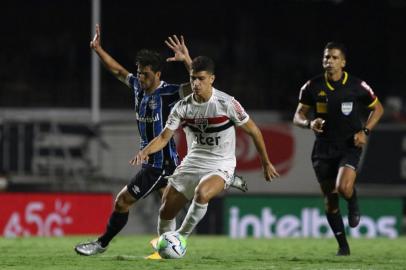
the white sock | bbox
[177,200,208,237]
[158,217,176,235]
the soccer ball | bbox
[157,231,187,259]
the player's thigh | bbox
[195,174,227,203]
[336,166,357,195]
[312,158,339,195]
[336,148,361,193]
[160,184,189,219]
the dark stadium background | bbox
[1,0,405,114]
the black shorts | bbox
[127,165,175,200]
[311,140,362,183]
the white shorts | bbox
[168,166,234,200]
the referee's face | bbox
[322,48,346,74]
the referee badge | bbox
[341,102,353,115]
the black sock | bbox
[326,211,349,249]
[98,211,129,247]
[345,188,358,209]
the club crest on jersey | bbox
[341,102,353,116]
[148,98,158,110]
[195,118,208,132]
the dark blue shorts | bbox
[127,165,175,200]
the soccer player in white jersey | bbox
[131,56,279,258]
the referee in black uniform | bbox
[293,42,384,256]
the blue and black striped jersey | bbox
[128,74,180,169]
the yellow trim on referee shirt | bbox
[342,71,348,84]
[324,71,348,90]
[368,97,378,108]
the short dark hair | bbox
[135,49,163,72]
[324,42,347,59]
[191,56,215,74]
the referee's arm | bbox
[293,103,312,128]
[364,99,384,131]
[293,103,324,133]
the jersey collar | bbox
[324,71,348,90]
[144,81,164,96]
[191,88,215,105]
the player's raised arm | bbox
[165,35,192,71]
[90,24,130,85]
[165,35,193,97]
[129,128,175,166]
[239,119,280,181]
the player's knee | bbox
[159,202,175,220]
[324,193,339,213]
[194,189,210,204]
[325,204,339,213]
[337,184,352,198]
[114,193,134,212]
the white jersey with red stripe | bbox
[165,88,249,171]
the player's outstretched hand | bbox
[90,24,101,51]
[129,151,149,166]
[263,162,280,182]
[165,35,190,62]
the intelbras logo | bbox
[229,207,397,238]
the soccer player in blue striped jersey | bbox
[75,25,193,256]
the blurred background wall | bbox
[1,0,405,114]
[0,0,405,237]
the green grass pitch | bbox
[1,235,405,270]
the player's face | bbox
[137,65,160,91]
[322,49,346,74]
[190,70,215,96]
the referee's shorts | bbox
[311,140,362,183]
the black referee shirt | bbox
[298,72,378,142]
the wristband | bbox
[362,127,370,136]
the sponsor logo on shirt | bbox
[194,134,221,146]
[175,124,295,176]
[136,113,160,123]
[232,99,248,121]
